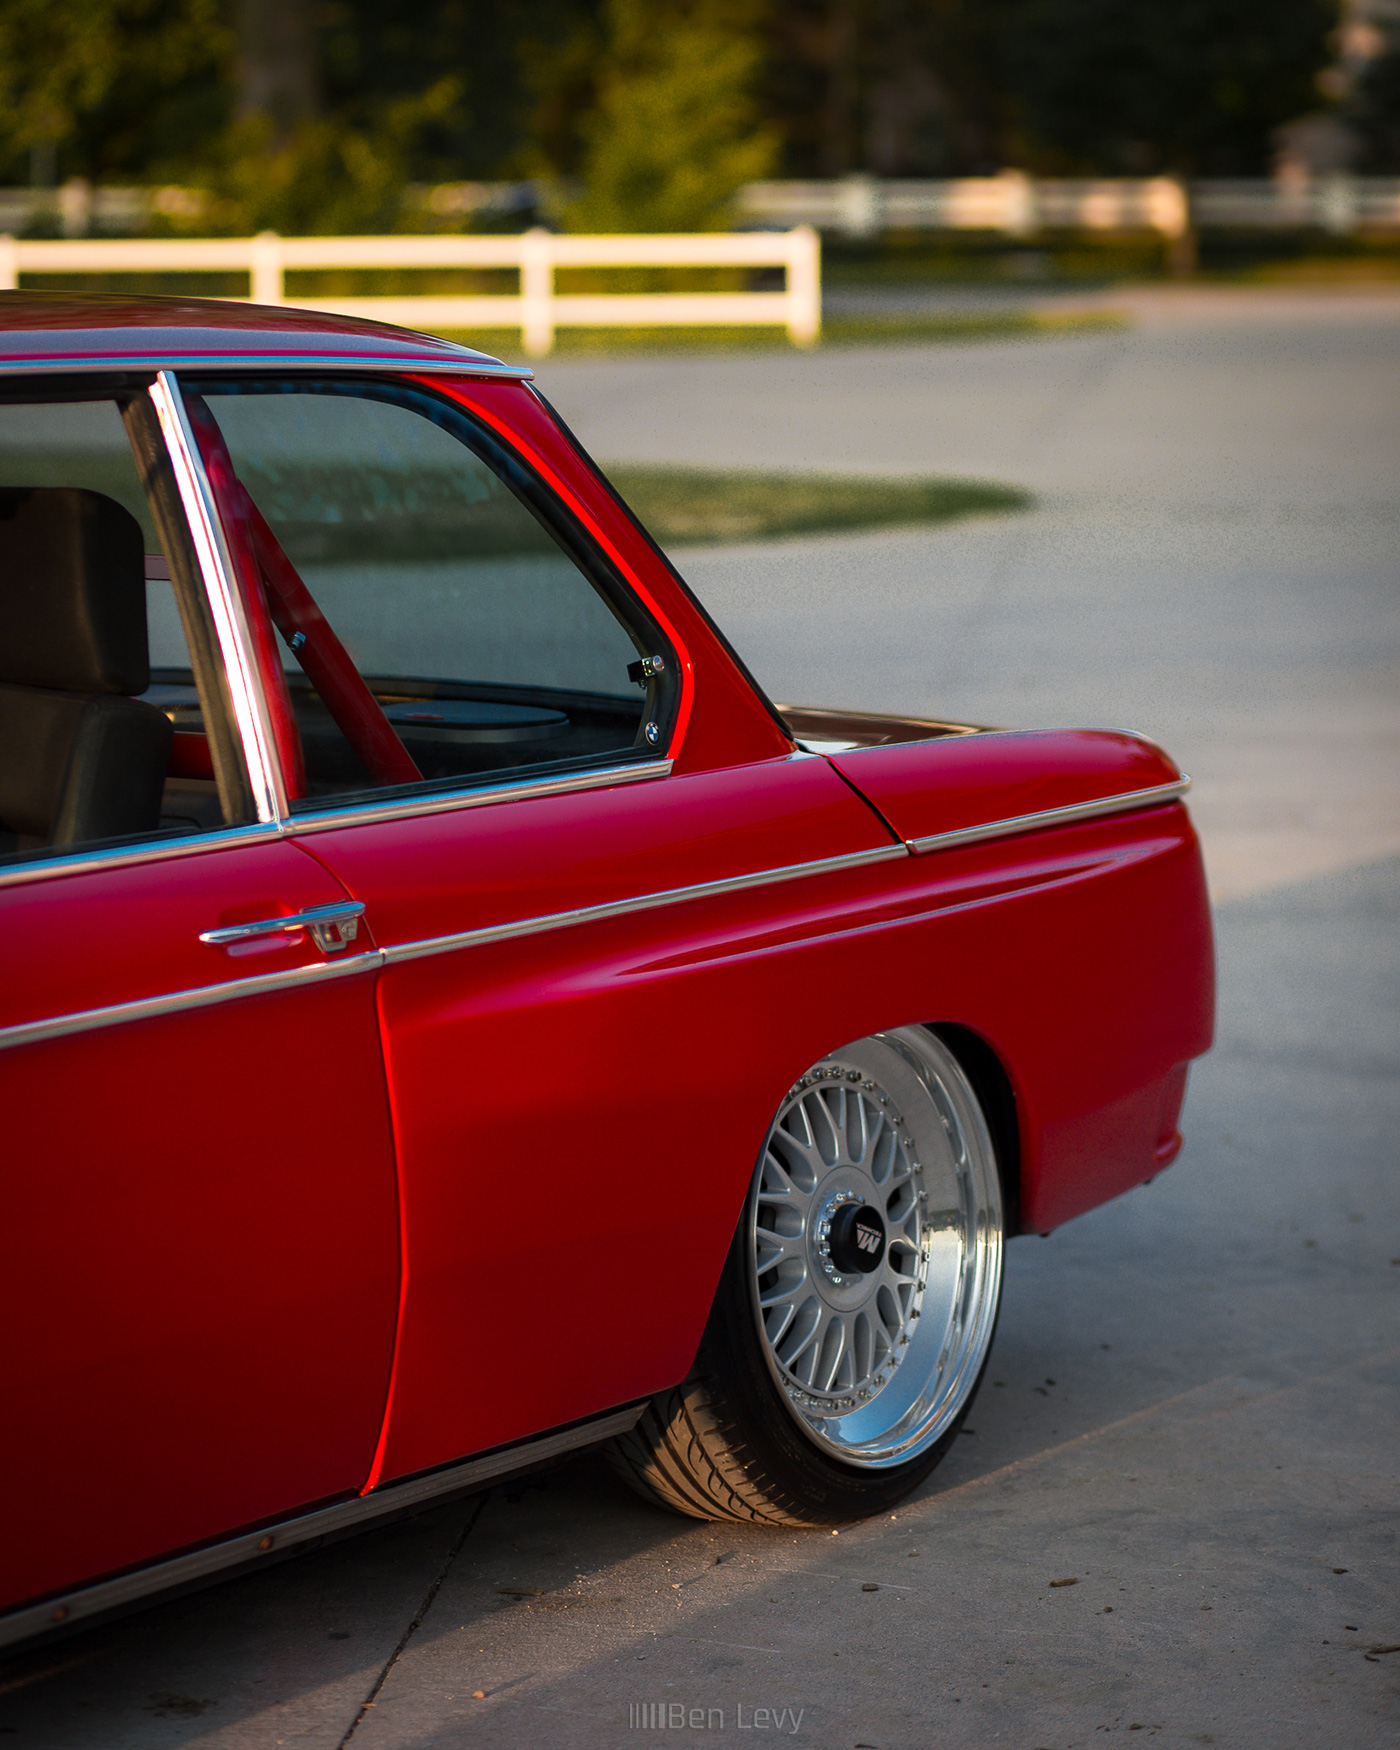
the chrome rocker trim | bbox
[903,777,1191,856]
[0,1403,642,1652]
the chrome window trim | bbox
[0,1401,639,1652]
[0,822,284,890]
[0,351,532,381]
[0,763,674,888]
[0,950,382,1055]
[904,778,1191,857]
[285,756,674,836]
[381,841,911,967]
[149,371,287,823]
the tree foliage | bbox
[0,0,1353,227]
[550,0,777,231]
[765,0,1011,175]
[0,0,229,183]
[999,0,1339,175]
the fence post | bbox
[837,174,881,239]
[786,225,821,348]
[59,178,92,238]
[0,235,16,292]
[520,227,555,357]
[1318,173,1359,235]
[998,170,1038,237]
[1144,177,1189,240]
[250,231,284,304]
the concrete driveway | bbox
[2,290,1397,1749]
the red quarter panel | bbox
[301,754,896,1484]
[305,751,1212,1488]
[825,728,1183,845]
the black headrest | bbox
[0,488,149,694]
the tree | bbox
[999,0,1339,176]
[765,0,1013,176]
[0,0,594,232]
[0,0,228,186]
[558,0,777,231]
[235,0,319,142]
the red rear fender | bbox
[826,727,1183,848]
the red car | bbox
[0,294,1213,1647]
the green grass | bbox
[444,307,1126,361]
[600,464,1032,545]
[824,308,1127,344]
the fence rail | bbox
[6,177,1400,247]
[738,174,1400,237]
[0,226,821,358]
[740,172,1193,238]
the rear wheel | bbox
[608,1027,1005,1525]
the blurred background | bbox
[1,7,1398,1746]
[1,0,1398,288]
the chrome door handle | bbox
[200,901,366,954]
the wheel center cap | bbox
[827,1202,886,1274]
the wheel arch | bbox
[925,1022,1023,1237]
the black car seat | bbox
[0,487,174,854]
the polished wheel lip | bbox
[746,1027,1003,1471]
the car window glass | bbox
[0,396,232,866]
[184,379,670,812]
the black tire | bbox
[608,1027,1005,1526]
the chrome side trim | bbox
[0,352,533,380]
[286,757,674,837]
[0,951,382,1056]
[382,841,909,967]
[148,372,287,823]
[0,1403,640,1651]
[0,822,284,890]
[905,778,1191,858]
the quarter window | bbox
[182,379,673,812]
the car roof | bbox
[0,292,533,380]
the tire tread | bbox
[607,1358,815,1526]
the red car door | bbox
[0,844,401,1612]
[0,392,401,1615]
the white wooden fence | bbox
[7,175,1400,246]
[740,172,1189,239]
[738,173,1400,238]
[0,226,822,358]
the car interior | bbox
[0,487,174,857]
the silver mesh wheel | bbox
[747,1028,1003,1469]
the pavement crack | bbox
[336,1492,488,1747]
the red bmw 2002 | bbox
[0,294,1213,1647]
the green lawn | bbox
[601,464,1031,545]
[445,306,1126,361]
